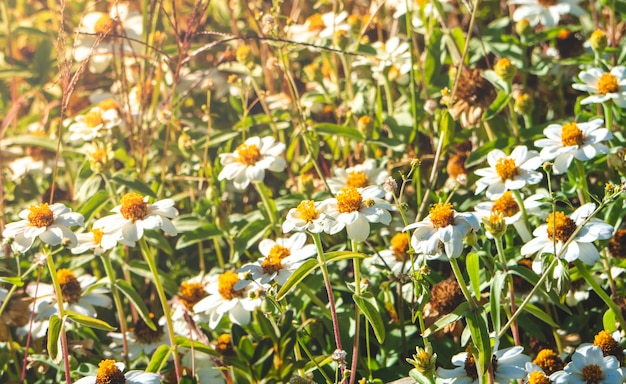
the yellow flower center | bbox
[598,72,619,95]
[99,98,119,111]
[216,333,233,355]
[84,111,104,129]
[92,228,104,245]
[346,171,369,188]
[463,349,479,380]
[491,191,520,218]
[538,0,558,5]
[295,200,320,222]
[561,122,584,147]
[27,203,54,228]
[95,359,125,384]
[495,157,520,181]
[261,244,291,274]
[307,14,326,31]
[57,268,82,304]
[546,211,577,243]
[261,254,283,275]
[581,364,604,383]
[337,187,363,213]
[391,232,410,261]
[429,203,455,229]
[528,371,551,384]
[179,281,207,310]
[132,313,164,344]
[94,14,115,35]
[217,271,244,300]
[533,349,564,375]
[119,193,148,222]
[236,143,262,166]
[594,330,625,364]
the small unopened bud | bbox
[482,211,507,238]
[494,58,516,82]
[298,174,315,196]
[465,231,478,246]
[332,349,347,363]
[407,344,437,376]
[261,14,276,35]
[514,92,533,115]
[236,45,254,67]
[357,115,372,136]
[589,29,607,53]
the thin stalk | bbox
[575,160,589,204]
[254,182,278,230]
[349,240,362,384]
[139,239,181,383]
[311,233,345,376]
[45,251,72,384]
[100,254,130,366]
[449,257,478,309]
[494,236,520,345]
[512,190,531,238]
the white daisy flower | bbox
[551,345,622,384]
[67,106,121,144]
[93,192,178,248]
[74,359,161,384]
[474,146,543,199]
[474,191,547,241]
[572,66,626,107]
[510,0,585,27]
[108,314,169,359]
[320,185,393,242]
[521,203,614,265]
[218,136,286,190]
[24,269,111,338]
[437,341,530,383]
[404,202,479,260]
[193,271,264,328]
[282,200,328,234]
[525,362,556,383]
[73,3,143,73]
[3,202,84,253]
[287,11,351,45]
[535,119,613,174]
[71,227,117,255]
[370,37,412,85]
[238,232,317,286]
[327,159,389,193]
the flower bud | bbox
[407,344,437,376]
[494,58,516,82]
[514,92,533,115]
[515,18,531,37]
[590,29,608,53]
[482,211,507,238]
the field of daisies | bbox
[3,0,626,383]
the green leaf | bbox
[465,307,491,380]
[324,251,367,263]
[76,189,110,222]
[146,345,171,373]
[175,224,222,249]
[276,259,319,301]
[313,123,365,141]
[110,175,157,198]
[175,336,220,356]
[0,276,23,286]
[466,252,481,299]
[47,314,62,363]
[490,271,507,333]
[115,279,157,330]
[516,301,558,328]
[4,135,60,151]
[353,294,385,343]
[65,310,116,331]
[482,91,512,121]
[603,309,618,334]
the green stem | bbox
[512,190,531,238]
[139,239,181,383]
[311,233,345,375]
[349,241,362,384]
[508,102,519,138]
[45,251,72,384]
[575,159,589,204]
[100,254,130,366]
[254,182,278,230]
[449,257,478,309]
[574,259,626,331]
[603,102,614,133]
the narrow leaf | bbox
[603,309,618,334]
[110,175,157,198]
[65,310,116,331]
[146,345,171,373]
[115,279,157,330]
[466,307,491,379]
[353,294,386,343]
[466,252,481,299]
[490,271,507,333]
[276,259,318,301]
[422,302,467,337]
[313,123,365,141]
[47,314,62,363]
